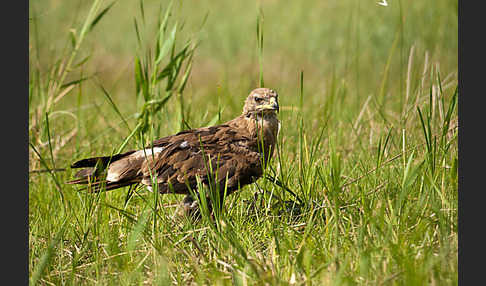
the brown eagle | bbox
[67,88,280,214]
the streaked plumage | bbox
[67,88,280,212]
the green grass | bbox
[29,0,457,284]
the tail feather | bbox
[73,167,96,178]
[66,176,136,192]
[67,150,137,192]
[70,151,135,169]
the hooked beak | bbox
[257,98,279,113]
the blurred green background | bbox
[29,0,457,110]
[29,0,457,164]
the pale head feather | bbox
[242,88,279,116]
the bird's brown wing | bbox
[68,124,264,195]
[140,125,264,195]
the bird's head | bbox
[242,88,279,116]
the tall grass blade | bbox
[44,113,56,171]
[156,24,177,65]
[88,1,117,32]
[133,18,142,46]
[30,220,67,285]
[29,142,64,201]
[98,83,131,132]
[257,7,264,87]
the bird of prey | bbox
[67,88,280,215]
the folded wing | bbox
[67,124,263,194]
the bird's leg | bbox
[181,194,199,219]
[180,193,214,220]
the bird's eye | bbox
[254,97,263,103]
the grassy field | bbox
[29,0,458,284]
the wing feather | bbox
[68,122,264,195]
[139,125,263,195]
